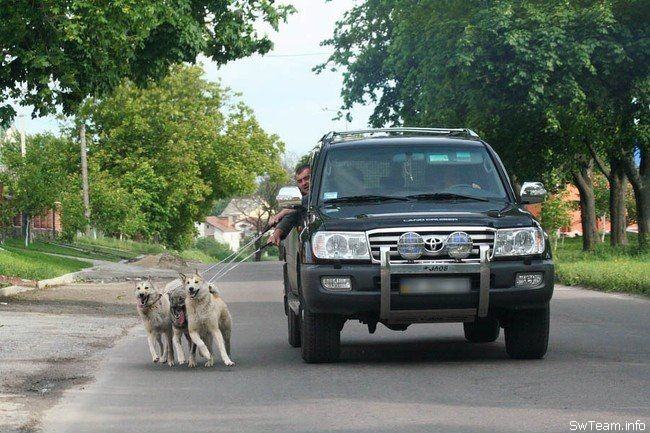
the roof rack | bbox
[320,127,480,145]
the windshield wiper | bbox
[323,195,410,205]
[405,193,489,202]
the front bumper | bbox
[300,247,554,323]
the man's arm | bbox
[269,196,308,246]
[268,208,295,227]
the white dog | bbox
[181,272,234,367]
[135,278,174,366]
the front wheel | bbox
[463,317,500,343]
[301,310,341,363]
[288,306,301,347]
[504,307,550,359]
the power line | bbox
[261,52,331,58]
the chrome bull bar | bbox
[379,244,490,323]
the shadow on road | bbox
[340,338,508,364]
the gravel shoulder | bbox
[0,280,172,433]
[0,253,215,433]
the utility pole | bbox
[79,122,91,236]
[19,115,29,247]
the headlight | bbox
[446,231,473,260]
[312,232,370,260]
[493,227,545,257]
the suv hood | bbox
[314,200,536,231]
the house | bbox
[11,206,62,238]
[527,184,639,237]
[195,216,241,251]
[219,197,267,237]
[558,185,611,237]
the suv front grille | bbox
[366,226,495,262]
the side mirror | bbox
[520,181,547,204]
[276,186,302,208]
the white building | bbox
[195,216,241,252]
[219,197,266,238]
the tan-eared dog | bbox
[181,272,234,367]
[135,278,174,366]
[168,284,197,367]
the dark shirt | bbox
[276,195,308,239]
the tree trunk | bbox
[573,163,598,252]
[254,236,262,262]
[608,161,628,246]
[79,123,91,236]
[628,180,649,250]
[23,214,29,247]
[620,150,649,251]
[585,141,629,247]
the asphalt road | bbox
[44,261,649,433]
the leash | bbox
[207,242,272,283]
[168,224,275,291]
[204,224,273,279]
[199,229,268,276]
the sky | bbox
[13,0,374,159]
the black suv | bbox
[277,128,553,363]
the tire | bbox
[463,317,500,343]
[288,306,301,348]
[504,307,550,359]
[301,310,341,363]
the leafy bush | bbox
[540,190,573,250]
[178,249,215,263]
[263,245,279,260]
[193,237,233,261]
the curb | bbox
[0,285,36,297]
[0,270,83,297]
[37,271,83,289]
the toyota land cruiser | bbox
[277,128,553,363]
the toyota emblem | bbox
[423,235,445,254]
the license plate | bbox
[399,277,471,294]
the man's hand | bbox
[268,228,284,246]
[269,209,293,227]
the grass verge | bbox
[554,235,649,296]
[4,238,120,261]
[179,249,215,263]
[73,236,166,256]
[0,246,92,281]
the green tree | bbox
[211,199,231,217]
[540,190,573,251]
[85,65,284,249]
[0,134,69,245]
[0,0,294,126]
[295,153,311,172]
[0,190,15,243]
[318,0,647,251]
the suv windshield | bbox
[319,144,508,203]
